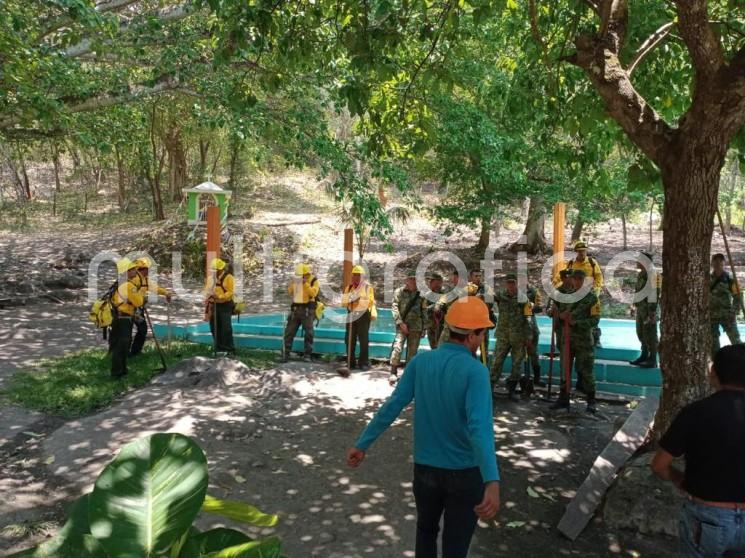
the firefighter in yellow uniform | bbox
[205,258,236,354]
[341,265,375,371]
[554,241,603,347]
[282,263,321,362]
[130,257,172,357]
[110,258,145,378]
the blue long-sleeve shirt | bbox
[355,342,500,482]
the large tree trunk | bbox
[570,214,584,243]
[514,196,548,254]
[655,146,728,438]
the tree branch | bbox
[567,35,673,164]
[0,76,184,131]
[671,0,724,81]
[628,21,675,76]
[599,0,629,51]
[37,0,141,43]
[61,2,194,58]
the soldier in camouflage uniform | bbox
[423,273,445,349]
[490,274,534,401]
[551,269,599,413]
[547,269,574,386]
[526,286,545,386]
[389,272,426,385]
[630,251,660,368]
[710,253,743,359]
[436,269,468,346]
[468,268,496,365]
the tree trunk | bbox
[476,215,492,255]
[621,213,628,250]
[149,106,166,221]
[649,201,654,252]
[228,139,242,191]
[114,146,126,210]
[18,151,31,200]
[199,139,210,180]
[517,196,548,254]
[655,148,727,439]
[52,144,62,193]
[165,126,188,202]
[570,214,584,243]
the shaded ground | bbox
[2,357,676,557]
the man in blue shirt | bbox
[347,296,501,558]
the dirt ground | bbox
[4,171,736,556]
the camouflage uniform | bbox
[631,267,660,366]
[559,288,599,398]
[526,287,543,376]
[390,286,425,366]
[423,285,445,349]
[472,282,496,366]
[710,271,742,358]
[490,287,533,394]
[436,285,468,346]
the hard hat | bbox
[211,258,226,271]
[134,257,151,269]
[574,241,588,251]
[351,265,365,275]
[295,263,312,276]
[116,258,135,274]
[445,296,494,333]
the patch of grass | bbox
[2,341,277,418]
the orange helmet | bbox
[445,296,494,333]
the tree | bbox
[526,0,745,435]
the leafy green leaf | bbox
[88,433,208,557]
[202,495,279,527]
[203,536,282,558]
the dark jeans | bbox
[413,464,484,558]
[130,310,147,356]
[111,316,133,378]
[210,301,235,352]
[346,310,371,366]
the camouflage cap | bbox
[428,272,443,281]
[405,270,417,278]
[504,273,517,282]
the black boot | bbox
[586,391,597,414]
[593,327,602,348]
[629,350,648,366]
[519,376,534,399]
[506,380,519,402]
[550,393,570,410]
[533,366,546,387]
[638,353,657,368]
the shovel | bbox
[143,307,167,372]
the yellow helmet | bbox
[466,282,479,296]
[116,258,136,274]
[211,258,226,271]
[295,263,311,277]
[351,265,365,275]
[134,257,151,269]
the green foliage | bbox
[9,434,283,558]
[2,342,276,417]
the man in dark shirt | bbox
[651,344,745,557]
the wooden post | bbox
[343,228,353,290]
[553,202,566,276]
[206,205,221,279]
